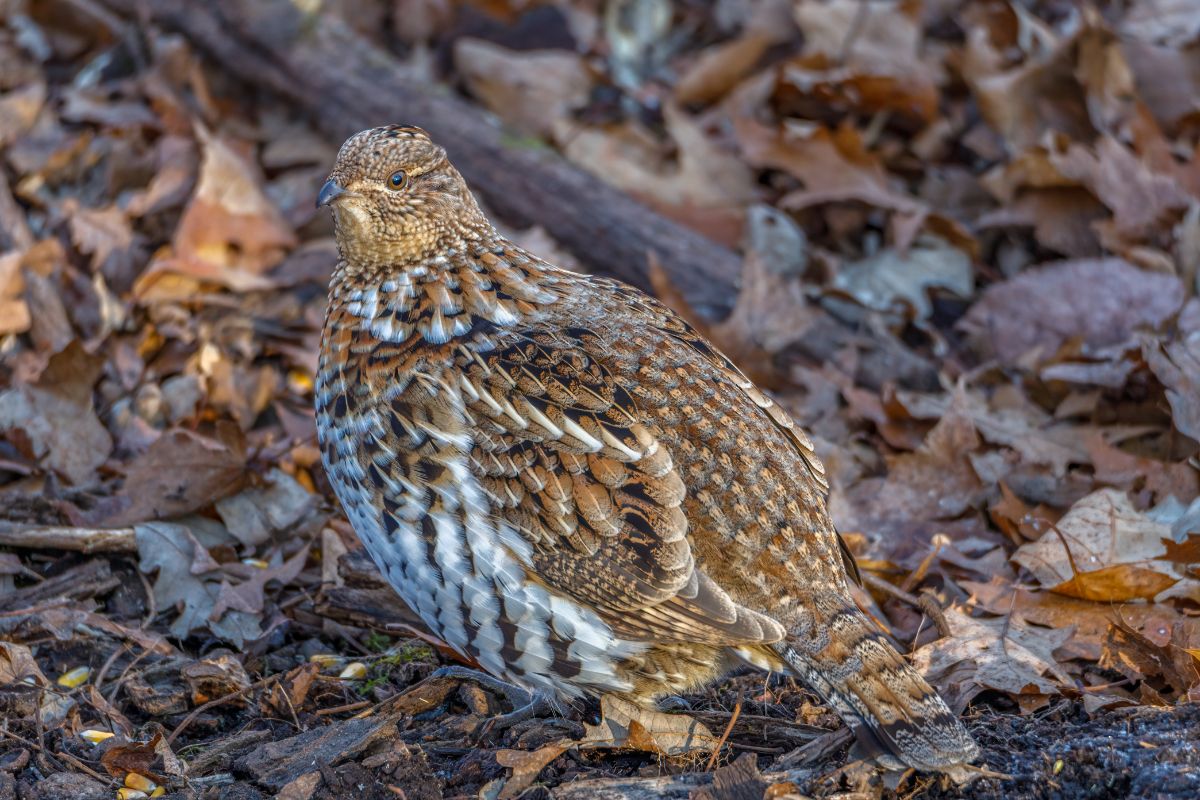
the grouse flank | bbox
[315,125,979,773]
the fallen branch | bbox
[0,523,136,554]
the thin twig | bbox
[862,571,924,608]
[105,646,152,706]
[704,700,741,772]
[167,675,275,746]
[93,644,129,694]
[315,699,372,716]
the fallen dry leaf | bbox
[0,82,45,148]
[261,662,320,718]
[0,341,112,485]
[959,258,1184,367]
[135,520,263,645]
[455,39,592,140]
[1120,0,1200,49]
[1014,489,1198,603]
[66,202,135,274]
[0,641,46,687]
[738,118,922,216]
[675,33,773,107]
[96,426,248,526]
[137,125,295,297]
[1101,619,1200,698]
[961,5,1096,152]
[913,605,1073,713]
[214,467,317,547]
[1049,135,1193,245]
[496,741,573,799]
[182,651,252,705]
[966,579,1189,662]
[829,234,973,323]
[1144,300,1200,443]
[559,104,758,213]
[99,731,185,784]
[581,694,718,756]
[792,0,940,124]
[0,251,30,336]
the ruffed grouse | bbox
[315,125,979,772]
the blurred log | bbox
[103,0,738,317]
[103,0,938,389]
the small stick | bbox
[862,571,924,609]
[93,644,129,693]
[704,700,741,772]
[167,676,275,746]
[0,524,136,553]
[316,700,372,716]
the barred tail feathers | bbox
[774,601,979,773]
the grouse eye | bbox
[387,170,407,190]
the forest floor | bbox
[2,0,1200,798]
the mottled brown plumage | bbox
[315,125,979,773]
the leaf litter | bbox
[0,0,1199,798]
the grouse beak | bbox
[316,179,347,209]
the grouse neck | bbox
[329,238,563,346]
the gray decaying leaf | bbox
[959,258,1184,366]
[135,521,262,645]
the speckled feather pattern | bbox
[315,126,979,772]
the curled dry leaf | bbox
[496,741,573,800]
[0,641,46,687]
[138,126,295,298]
[675,33,773,107]
[99,731,185,784]
[261,662,320,718]
[580,694,718,756]
[182,651,252,705]
[1101,619,1200,699]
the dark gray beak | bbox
[316,179,347,208]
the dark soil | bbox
[931,704,1200,800]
